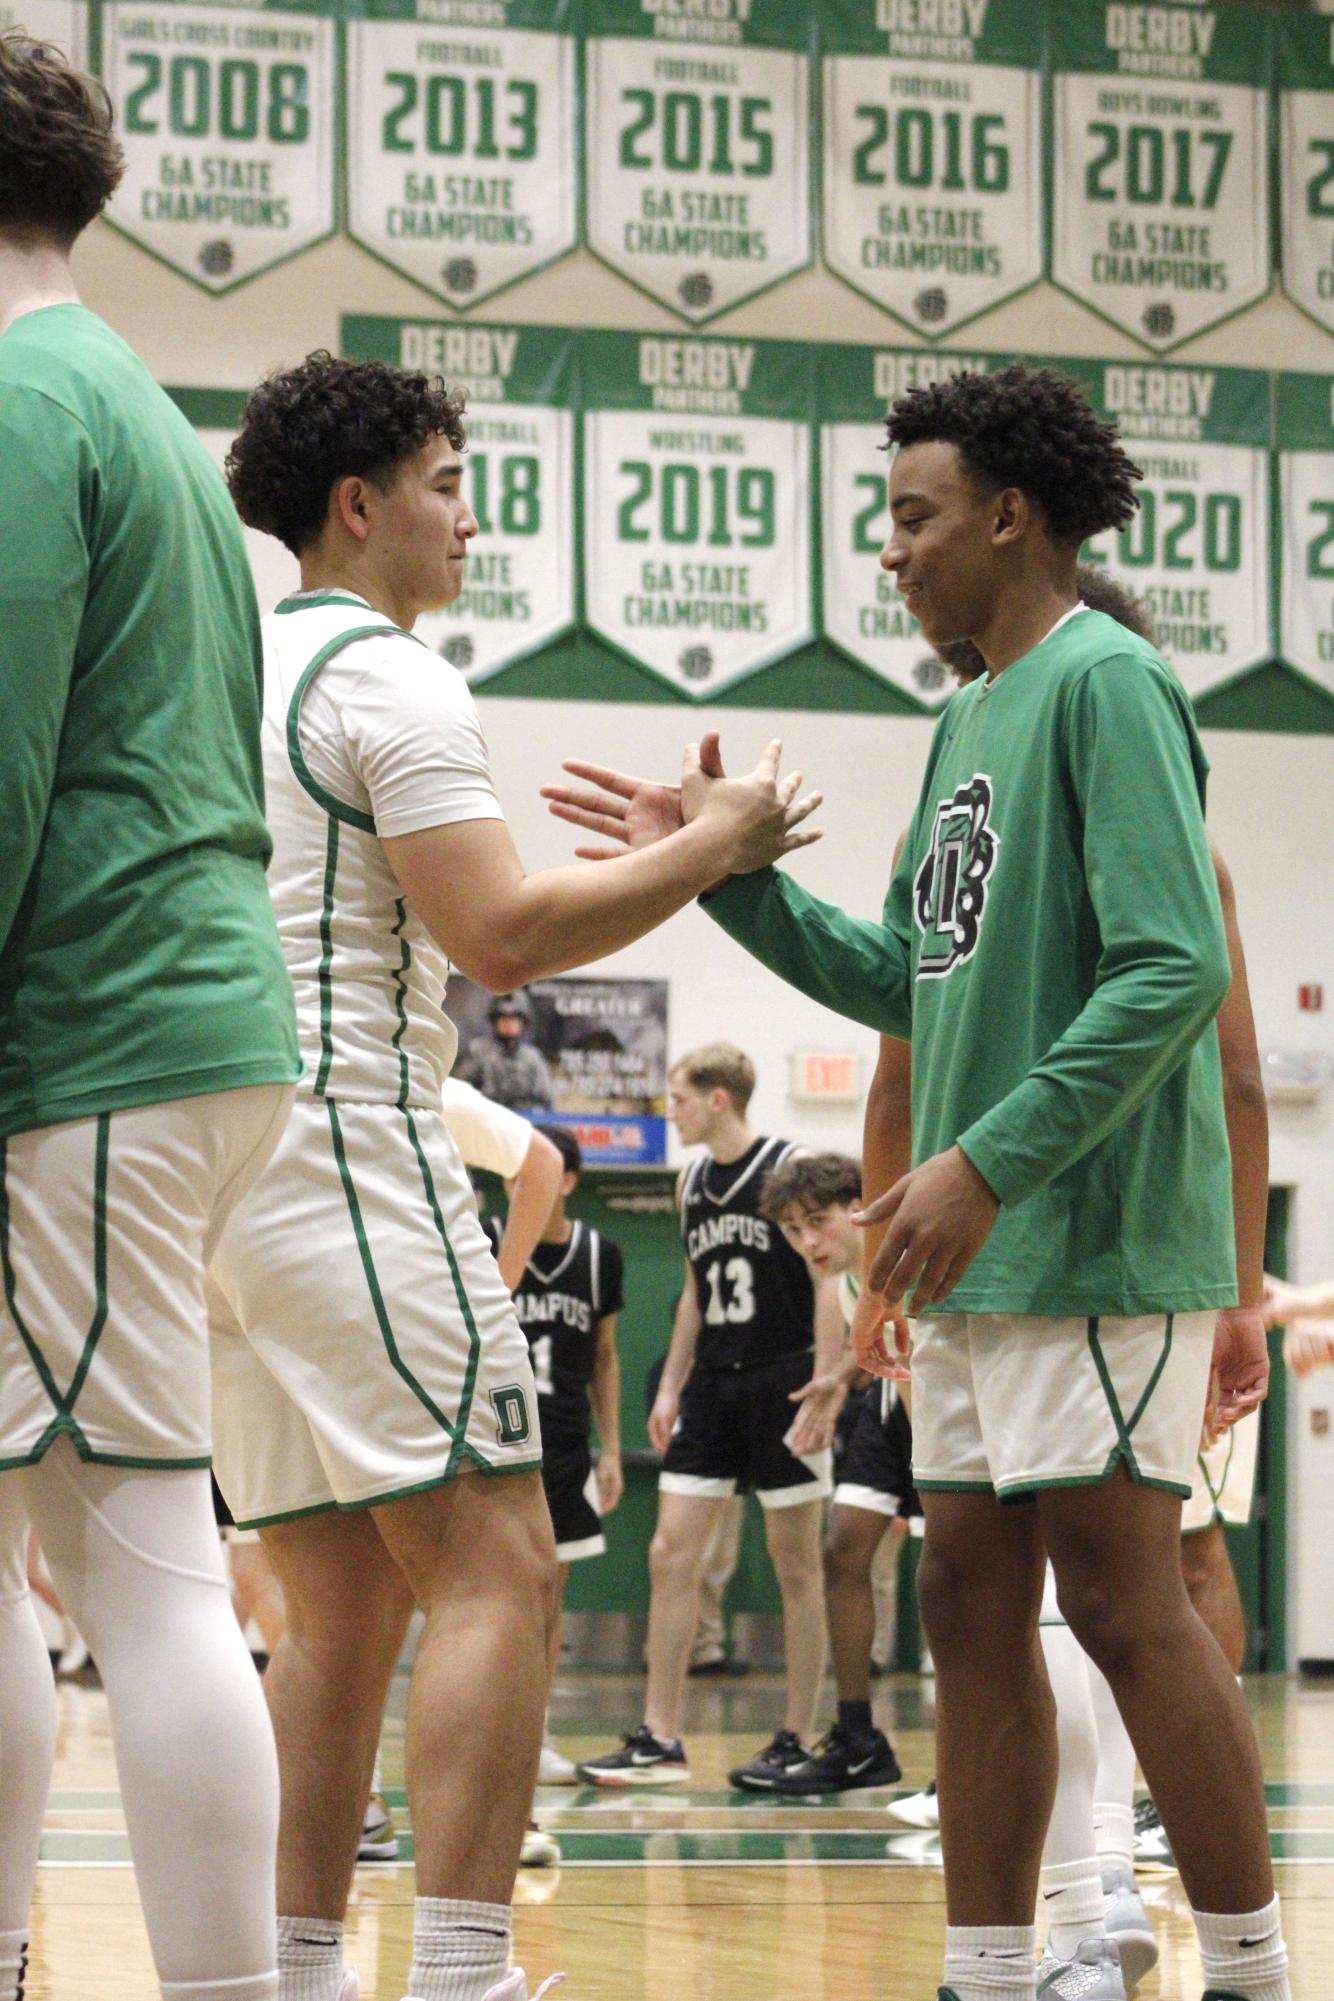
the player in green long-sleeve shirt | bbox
[545,366,1287,2001]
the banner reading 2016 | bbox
[820,344,1001,706]
[584,0,811,323]
[5,0,85,60]
[1052,356,1271,699]
[820,0,1042,339]
[1277,374,1334,696]
[1051,0,1270,350]
[582,331,811,697]
[99,0,335,292]
[346,0,577,310]
[342,317,576,685]
[1279,15,1334,339]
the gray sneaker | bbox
[1102,1862,1159,1993]
[1037,1937,1127,2000]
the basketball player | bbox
[577,1045,838,1790]
[0,35,300,2001]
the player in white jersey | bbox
[211,351,817,2001]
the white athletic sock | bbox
[371,1756,384,1794]
[1039,1622,1098,1872]
[1192,1897,1291,2001]
[0,1931,27,2001]
[1093,1801,1136,1878]
[942,1923,1036,2000]
[277,1918,345,2001]
[161,1975,279,2001]
[1039,1857,1106,1958]
[406,1897,510,2001]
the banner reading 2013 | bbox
[5,0,85,60]
[1051,0,1270,350]
[584,0,811,323]
[99,0,335,291]
[820,0,1042,339]
[346,0,577,310]
[1279,14,1334,339]
[582,331,812,697]
[1277,374,1334,696]
[1051,356,1271,699]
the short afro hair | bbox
[885,364,1142,546]
[226,351,468,557]
[0,33,124,243]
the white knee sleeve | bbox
[0,1477,57,1943]
[1040,1619,1099,1869]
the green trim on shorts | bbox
[59,1116,112,1419]
[998,1467,1192,1501]
[314,817,340,1096]
[913,1477,996,1493]
[78,1450,214,1470]
[238,1456,544,1532]
[1086,1313,1175,1485]
[0,1139,68,1414]
[400,1104,489,1480]
[241,1495,343,1532]
[1183,1426,1233,1538]
[390,900,411,1111]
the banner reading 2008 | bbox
[1278,14,1334,339]
[345,0,577,309]
[584,0,811,323]
[820,0,1042,339]
[1277,374,1334,696]
[342,317,576,685]
[582,330,812,697]
[1051,0,1270,350]
[99,0,335,291]
[1051,356,1271,699]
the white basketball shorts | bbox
[1181,1408,1259,1534]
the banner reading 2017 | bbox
[342,317,576,685]
[1277,374,1334,696]
[582,330,812,697]
[1050,356,1271,699]
[584,0,811,323]
[1051,0,1271,350]
[820,0,1042,339]
[345,0,577,309]
[99,0,335,291]
[1279,14,1334,339]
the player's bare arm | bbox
[787,1276,855,1456]
[591,1313,624,1514]
[650,1265,702,1458]
[1209,844,1270,1425]
[1265,1274,1334,1325]
[493,1125,565,1293]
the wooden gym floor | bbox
[30,1670,1334,1999]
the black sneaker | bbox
[728,1728,810,1791]
[771,1725,901,1795]
[575,1724,689,1787]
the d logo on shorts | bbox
[914,774,1000,978]
[490,1384,532,1445]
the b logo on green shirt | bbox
[914,774,1000,979]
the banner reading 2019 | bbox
[820,0,1042,339]
[584,0,811,323]
[1051,0,1271,350]
[345,0,577,309]
[582,330,812,697]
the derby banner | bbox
[1278,12,1334,338]
[1277,373,1334,696]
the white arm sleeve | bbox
[441,1077,534,1178]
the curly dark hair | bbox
[938,562,1158,682]
[759,1152,862,1222]
[0,33,124,242]
[226,351,468,556]
[885,364,1142,545]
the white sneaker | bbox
[537,1741,578,1785]
[520,1819,561,1867]
[1037,1937,1126,1999]
[1102,1864,1159,1993]
[886,1781,939,1827]
[479,1974,566,2000]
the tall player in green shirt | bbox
[0,36,299,2001]
[546,367,1287,2001]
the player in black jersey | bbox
[577,1044,842,1792]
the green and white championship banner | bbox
[1278,13,1334,339]
[820,343,1000,706]
[820,0,1042,339]
[1053,356,1271,700]
[98,0,335,291]
[345,0,577,310]
[342,317,576,684]
[583,0,811,323]
[1051,0,1271,350]
[6,0,85,59]
[1277,374,1334,697]
[582,330,812,697]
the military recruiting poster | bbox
[1278,13,1334,339]
[820,0,1043,339]
[583,0,811,323]
[345,0,578,309]
[1051,357,1272,699]
[1277,373,1334,696]
[341,316,576,684]
[582,330,812,697]
[98,0,336,291]
[6,0,84,59]
[1051,0,1271,350]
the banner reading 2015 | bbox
[5,0,85,59]
[342,317,576,685]
[99,0,335,291]
[582,330,811,697]
[584,0,811,323]
[345,0,577,309]
[1051,0,1271,350]
[1277,374,1334,696]
[1051,356,1271,699]
[1279,14,1334,339]
[820,0,1042,338]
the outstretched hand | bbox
[542,732,725,858]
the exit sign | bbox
[790,1051,862,1104]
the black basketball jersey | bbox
[680,1136,814,1369]
[484,1216,625,1445]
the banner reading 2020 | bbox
[582,330,812,697]
[1279,14,1334,339]
[584,0,811,323]
[342,317,576,685]
[820,0,1042,339]
[1053,357,1271,699]
[1277,374,1334,697]
[99,0,335,291]
[345,0,577,310]
[1051,0,1270,350]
